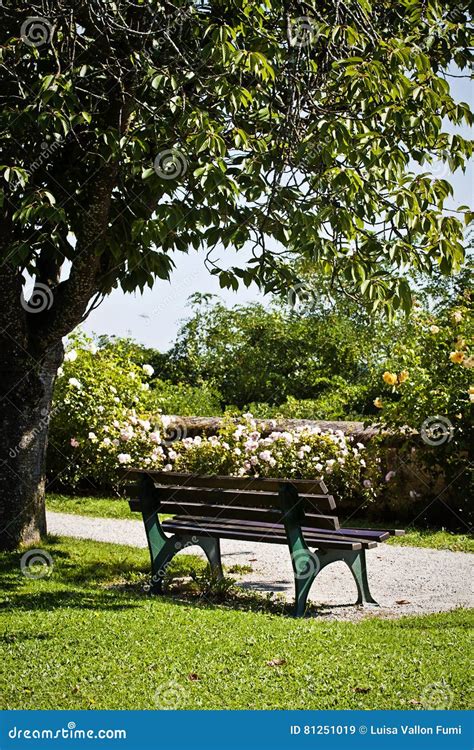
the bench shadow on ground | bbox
[1,537,467,624]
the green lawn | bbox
[0,536,472,710]
[46,493,474,552]
[47,492,132,520]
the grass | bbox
[343,516,474,553]
[46,493,474,552]
[385,529,474,553]
[47,492,131,520]
[0,535,472,710]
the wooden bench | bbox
[120,469,404,617]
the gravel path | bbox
[47,510,474,621]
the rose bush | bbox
[167,413,380,505]
[368,298,472,527]
[371,301,472,430]
[49,342,381,504]
[48,333,169,487]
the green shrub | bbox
[145,378,222,416]
[248,379,368,421]
[365,297,473,528]
[167,414,380,505]
[48,332,167,488]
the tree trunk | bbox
[0,343,63,551]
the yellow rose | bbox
[373,397,383,409]
[429,325,440,334]
[382,371,398,385]
[455,337,466,350]
[449,351,465,364]
[469,386,474,395]
[451,311,462,323]
[398,370,409,383]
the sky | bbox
[83,75,473,351]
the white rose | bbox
[64,350,78,362]
[68,377,82,389]
[142,364,154,377]
[117,453,131,464]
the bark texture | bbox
[0,344,63,549]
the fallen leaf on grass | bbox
[188,673,200,681]
[353,687,371,694]
[409,699,422,706]
[396,599,410,605]
[266,658,286,667]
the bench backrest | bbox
[120,469,340,531]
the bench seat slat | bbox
[162,517,363,551]
[141,485,336,512]
[131,500,339,531]
[164,515,378,549]
[333,527,390,542]
[342,527,405,538]
[122,469,328,495]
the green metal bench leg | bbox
[150,538,181,593]
[342,549,379,606]
[292,548,321,617]
[279,482,322,617]
[198,536,224,580]
[147,531,224,592]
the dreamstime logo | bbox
[154,680,185,709]
[425,151,451,180]
[21,16,52,47]
[21,282,54,314]
[8,401,66,458]
[153,149,187,180]
[420,416,454,446]
[421,681,454,709]
[289,17,317,48]
[287,283,316,313]
[155,8,188,49]
[446,3,469,23]
[291,549,320,580]
[20,549,54,579]
[28,138,68,178]
[145,536,199,591]
[161,418,187,446]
